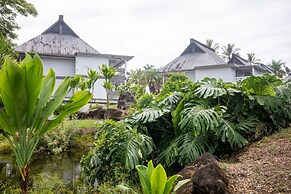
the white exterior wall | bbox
[75,55,109,100]
[253,68,265,76]
[41,56,75,77]
[185,71,196,82]
[195,67,236,82]
[75,55,109,75]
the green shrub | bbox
[135,93,155,110]
[80,120,154,185]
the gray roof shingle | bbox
[159,38,226,72]
[15,15,99,56]
[228,53,249,66]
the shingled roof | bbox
[15,15,99,57]
[159,38,226,72]
[228,53,249,66]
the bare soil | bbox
[222,127,291,194]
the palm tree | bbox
[221,43,240,62]
[205,39,220,52]
[0,54,92,193]
[247,53,261,65]
[99,64,117,109]
[267,59,287,78]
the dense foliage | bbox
[0,54,91,193]
[0,0,38,39]
[82,73,291,187]
[81,120,154,185]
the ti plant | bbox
[99,64,116,109]
[0,54,92,194]
[135,160,190,194]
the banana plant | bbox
[0,54,92,194]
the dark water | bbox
[0,151,83,188]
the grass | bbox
[0,118,99,155]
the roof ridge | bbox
[193,38,217,52]
[41,15,79,38]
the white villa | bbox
[159,38,272,82]
[15,15,133,101]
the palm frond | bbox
[158,92,182,107]
[156,139,179,167]
[214,119,253,148]
[125,132,154,171]
[179,101,226,135]
[177,132,215,165]
[194,78,227,99]
[131,107,169,124]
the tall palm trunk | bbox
[20,164,29,194]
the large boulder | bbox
[87,107,106,119]
[117,92,136,110]
[104,108,126,121]
[177,153,230,194]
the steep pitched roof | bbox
[15,15,99,57]
[228,53,249,66]
[41,15,79,38]
[159,38,226,72]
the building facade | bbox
[159,38,271,83]
[15,15,133,102]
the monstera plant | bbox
[0,54,92,194]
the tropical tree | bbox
[99,64,116,109]
[0,36,17,67]
[0,0,38,39]
[87,69,100,95]
[267,59,288,78]
[221,43,240,62]
[247,53,261,65]
[0,54,92,193]
[205,39,220,52]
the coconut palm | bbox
[247,53,261,65]
[221,43,240,62]
[267,59,287,78]
[0,54,92,193]
[205,39,220,52]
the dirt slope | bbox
[223,127,291,193]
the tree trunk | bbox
[20,164,29,194]
[106,89,110,109]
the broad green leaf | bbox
[0,110,12,134]
[20,54,43,125]
[38,90,92,135]
[163,175,181,194]
[150,164,167,194]
[147,160,154,181]
[35,77,70,135]
[136,165,151,194]
[173,179,191,192]
[32,69,55,129]
[0,57,26,129]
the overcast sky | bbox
[16,0,291,70]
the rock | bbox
[88,107,105,119]
[104,108,125,121]
[117,92,136,110]
[177,153,230,194]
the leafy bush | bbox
[82,74,291,188]
[80,120,154,185]
[36,119,97,155]
[134,93,155,110]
